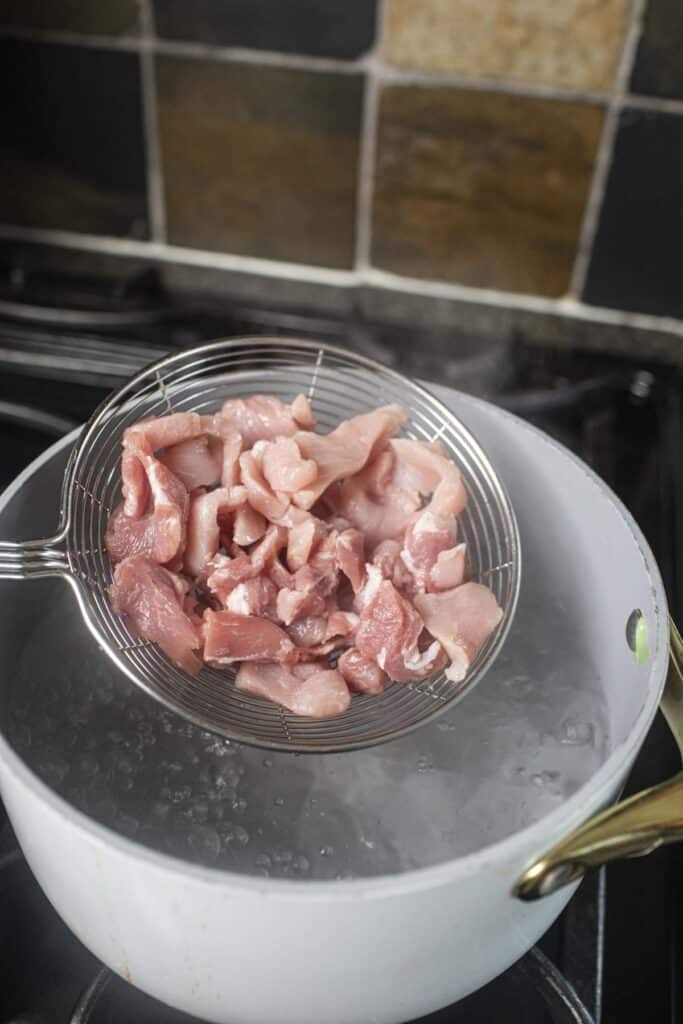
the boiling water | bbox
[6,533,609,880]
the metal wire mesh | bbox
[60,337,520,752]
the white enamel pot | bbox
[0,386,670,1024]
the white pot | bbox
[0,387,668,1023]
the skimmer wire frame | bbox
[0,338,521,753]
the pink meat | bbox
[390,438,468,519]
[203,609,294,664]
[401,509,458,590]
[286,513,327,572]
[370,539,415,594]
[239,450,289,522]
[429,543,467,591]
[201,416,244,487]
[293,405,406,510]
[325,610,359,641]
[223,576,278,619]
[287,616,327,648]
[124,412,203,454]
[356,574,442,682]
[250,524,288,573]
[262,437,317,493]
[338,648,388,695]
[336,529,366,592]
[206,552,255,603]
[233,503,267,547]
[333,447,422,546]
[413,583,503,683]
[106,455,188,566]
[184,486,247,578]
[121,450,149,519]
[160,435,222,491]
[109,556,201,673]
[220,394,314,448]
[235,662,350,718]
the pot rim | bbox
[0,400,669,900]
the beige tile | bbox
[371,85,604,297]
[156,56,363,268]
[383,0,630,92]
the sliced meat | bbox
[287,616,327,648]
[371,539,415,594]
[109,556,201,672]
[413,583,503,683]
[224,576,278,619]
[220,394,313,448]
[124,412,203,454]
[336,529,365,592]
[401,509,458,590]
[324,610,359,641]
[184,486,246,578]
[121,450,149,519]
[106,455,188,566]
[249,524,288,573]
[390,438,467,519]
[232,503,267,547]
[338,648,388,695]
[235,662,350,718]
[429,543,467,591]
[160,435,222,491]
[262,437,317,494]
[206,552,255,603]
[356,576,441,682]
[203,610,294,664]
[286,513,327,572]
[293,405,406,510]
[333,447,422,547]
[239,450,289,522]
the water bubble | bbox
[232,797,248,815]
[558,717,595,747]
[530,771,560,788]
[293,855,310,874]
[274,796,284,807]
[416,756,434,773]
[255,853,272,870]
[319,846,333,857]
[262,759,273,769]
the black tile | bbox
[153,0,376,59]
[0,0,140,35]
[583,108,683,318]
[630,0,683,99]
[0,39,148,238]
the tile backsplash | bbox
[1,0,683,333]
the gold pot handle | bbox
[515,619,683,901]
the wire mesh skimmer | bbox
[0,338,520,753]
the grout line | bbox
[3,21,683,114]
[153,37,366,74]
[624,92,683,117]
[379,64,610,106]
[353,0,388,270]
[139,0,166,243]
[2,223,683,339]
[0,24,140,51]
[569,0,648,299]
[0,225,359,287]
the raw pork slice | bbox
[219,394,314,448]
[109,556,201,672]
[160,435,222,491]
[262,437,317,493]
[338,648,388,694]
[124,412,203,454]
[184,485,246,577]
[355,574,443,682]
[293,405,406,509]
[203,610,294,664]
[105,455,188,566]
[235,662,350,718]
[414,583,503,683]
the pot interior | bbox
[0,391,664,880]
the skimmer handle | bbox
[0,534,69,580]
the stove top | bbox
[0,262,680,1023]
